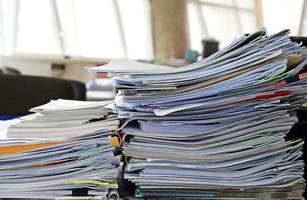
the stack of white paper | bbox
[7,99,118,139]
[0,99,121,199]
[89,29,307,199]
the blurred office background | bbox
[0,0,306,102]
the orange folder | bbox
[0,141,66,155]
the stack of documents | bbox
[7,99,118,139]
[89,29,307,199]
[0,99,121,199]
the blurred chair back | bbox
[0,75,86,117]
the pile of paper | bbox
[7,99,118,139]
[1,99,120,199]
[89,29,307,199]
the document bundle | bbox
[7,99,118,139]
[89,29,307,199]
[0,29,307,199]
[1,99,121,199]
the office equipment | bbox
[202,39,219,58]
[89,29,307,199]
[184,49,199,63]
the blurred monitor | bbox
[202,39,219,58]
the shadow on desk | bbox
[286,108,307,198]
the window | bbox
[17,0,61,55]
[187,0,257,51]
[0,0,153,59]
[0,0,18,55]
[262,0,304,36]
[300,0,307,35]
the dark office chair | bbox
[0,67,22,75]
[0,74,86,117]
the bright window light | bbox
[300,1,307,35]
[73,0,124,58]
[117,0,153,59]
[187,2,204,52]
[0,0,152,59]
[262,0,304,35]
[55,0,80,56]
[187,0,256,51]
[16,0,61,55]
